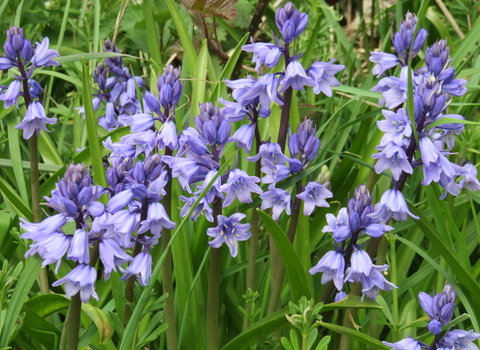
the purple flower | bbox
[369,52,399,77]
[307,59,344,96]
[242,41,282,71]
[440,330,480,350]
[459,163,480,191]
[275,2,308,44]
[372,142,412,181]
[52,264,99,303]
[158,119,178,150]
[207,213,251,257]
[247,141,290,165]
[309,250,345,291]
[67,229,90,264]
[323,208,351,243]
[369,189,419,221]
[259,159,291,184]
[377,109,412,146]
[220,169,262,207]
[260,184,291,220]
[228,123,256,153]
[99,238,132,280]
[0,80,21,108]
[137,202,176,236]
[15,101,57,139]
[121,251,152,287]
[297,182,332,215]
[279,61,315,92]
[32,37,60,67]
[383,337,423,350]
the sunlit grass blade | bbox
[190,39,209,119]
[82,58,106,188]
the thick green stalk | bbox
[243,126,262,329]
[162,177,178,350]
[59,293,82,350]
[207,200,223,350]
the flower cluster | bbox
[0,26,59,139]
[369,12,478,218]
[20,158,175,302]
[384,284,480,350]
[310,185,395,300]
[79,40,144,131]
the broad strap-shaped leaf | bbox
[257,209,312,301]
[318,321,390,350]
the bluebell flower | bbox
[158,119,178,150]
[296,182,332,215]
[377,109,412,146]
[259,159,291,184]
[275,2,308,44]
[99,238,132,280]
[52,264,99,303]
[309,250,345,291]
[67,229,90,265]
[120,251,152,287]
[369,189,419,221]
[137,202,175,237]
[370,52,399,77]
[242,40,282,71]
[383,337,423,350]
[247,141,290,165]
[31,37,60,67]
[459,163,480,192]
[180,195,214,222]
[220,169,262,207]
[372,142,412,181]
[440,330,480,350]
[323,207,351,242]
[207,213,251,258]
[418,283,457,335]
[425,40,450,77]
[15,101,57,139]
[335,291,347,302]
[0,80,21,108]
[228,123,256,153]
[279,61,315,92]
[260,184,291,220]
[307,59,345,96]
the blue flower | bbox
[220,169,262,207]
[32,37,60,67]
[242,40,282,71]
[307,59,344,96]
[279,61,314,92]
[228,123,256,153]
[275,2,308,44]
[15,101,57,139]
[52,264,99,303]
[120,251,152,287]
[99,238,132,280]
[137,202,176,237]
[296,182,332,215]
[368,189,419,221]
[260,184,291,220]
[418,284,457,335]
[440,330,480,350]
[372,142,412,181]
[369,52,399,77]
[0,80,21,108]
[207,213,251,257]
[309,250,345,291]
[383,337,423,350]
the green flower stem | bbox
[243,125,262,329]
[268,44,293,316]
[162,177,178,350]
[207,200,223,350]
[59,293,81,350]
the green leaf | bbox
[191,40,209,119]
[143,0,162,68]
[451,16,480,67]
[165,0,197,75]
[0,175,33,220]
[55,52,139,64]
[34,70,83,88]
[38,132,63,166]
[0,256,42,347]
[82,58,107,188]
[331,85,382,99]
[23,294,70,317]
[208,33,249,102]
[81,303,114,344]
[257,209,312,301]
[318,322,389,350]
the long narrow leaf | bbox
[257,209,312,301]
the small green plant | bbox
[281,297,330,350]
